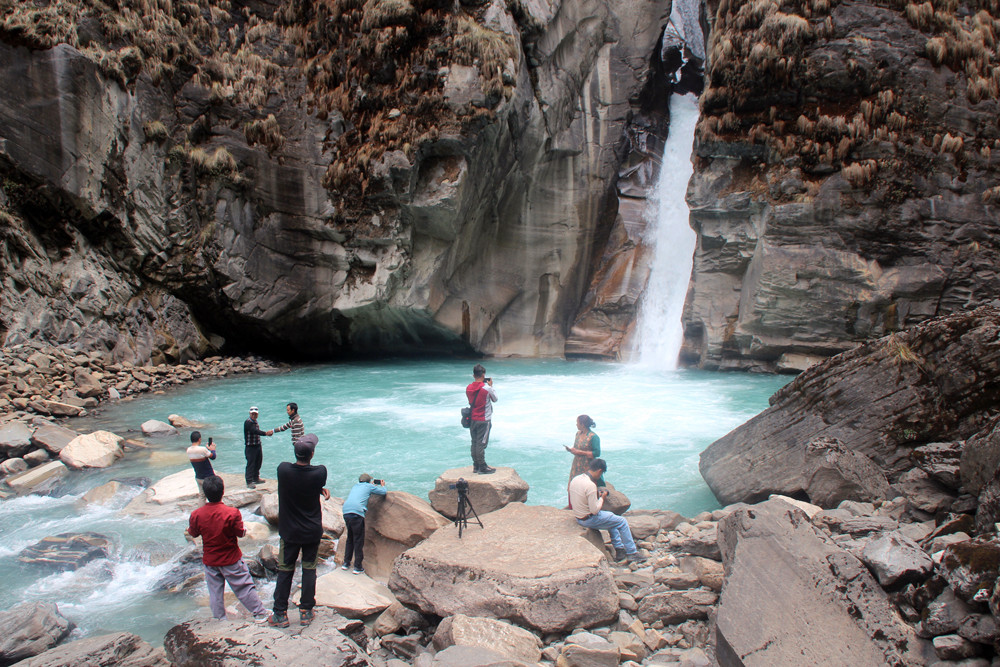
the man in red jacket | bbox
[466,363,498,474]
[187,475,268,621]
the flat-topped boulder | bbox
[0,421,33,457]
[428,466,529,519]
[715,499,932,665]
[305,569,398,618]
[10,631,168,667]
[140,420,178,436]
[18,532,112,570]
[432,614,542,664]
[388,503,617,633]
[123,471,275,518]
[59,431,124,469]
[4,461,68,496]
[163,615,366,666]
[0,601,74,665]
[338,491,449,579]
[30,423,79,455]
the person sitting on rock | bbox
[341,474,387,575]
[270,402,304,447]
[187,475,269,623]
[186,431,216,503]
[569,458,646,564]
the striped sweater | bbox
[274,414,304,445]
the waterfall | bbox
[636,93,700,370]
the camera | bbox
[373,479,384,486]
[449,478,469,493]
[485,377,492,383]
[208,437,213,445]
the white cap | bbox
[249,406,259,413]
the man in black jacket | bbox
[268,433,329,628]
[243,406,271,489]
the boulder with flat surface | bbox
[163,616,366,666]
[339,491,449,579]
[389,503,617,633]
[715,499,932,666]
[305,569,397,618]
[4,461,68,495]
[428,467,528,519]
[10,631,168,667]
[0,602,74,665]
[29,424,78,456]
[859,531,934,587]
[432,614,542,663]
[0,421,33,457]
[123,471,274,518]
[18,532,112,570]
[140,420,178,436]
[59,431,124,469]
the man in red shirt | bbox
[466,363,498,474]
[187,475,268,621]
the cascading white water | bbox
[637,93,700,370]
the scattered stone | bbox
[5,461,68,495]
[432,614,541,663]
[167,414,207,428]
[897,468,955,515]
[921,589,972,637]
[803,437,896,508]
[769,495,823,519]
[59,430,124,469]
[9,631,168,667]
[307,569,397,618]
[29,424,78,455]
[957,613,999,644]
[671,525,720,560]
[0,457,28,476]
[243,521,271,542]
[0,602,75,665]
[23,449,50,467]
[637,590,718,625]
[72,368,103,398]
[260,493,279,526]
[859,531,934,587]
[75,480,127,509]
[18,532,112,570]
[839,516,899,536]
[428,466,529,519]
[428,644,524,667]
[932,634,977,660]
[939,538,1000,602]
[389,503,617,633]
[140,419,178,436]
[0,421,33,457]
[678,556,725,592]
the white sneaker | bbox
[253,613,269,624]
[341,564,350,571]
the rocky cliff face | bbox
[683,0,1000,371]
[0,0,671,363]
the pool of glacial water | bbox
[0,358,789,646]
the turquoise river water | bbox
[0,358,788,645]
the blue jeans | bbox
[578,511,636,553]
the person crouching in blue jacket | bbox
[341,474,387,575]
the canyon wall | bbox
[0,0,670,363]
[682,0,1000,371]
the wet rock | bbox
[167,414,207,428]
[0,421,33,457]
[0,602,74,665]
[28,424,77,455]
[432,614,542,663]
[307,569,397,618]
[140,420,178,437]
[124,471,272,518]
[18,533,111,570]
[9,631,168,667]
[428,467,529,519]
[716,499,932,665]
[75,480,127,509]
[4,461,68,496]
[163,616,366,666]
[259,544,279,571]
[59,431,124,469]
[243,521,271,542]
[859,531,934,587]
[389,504,616,633]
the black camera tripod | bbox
[453,481,483,538]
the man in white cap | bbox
[243,406,271,489]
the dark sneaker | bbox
[353,567,365,575]
[614,548,627,562]
[254,479,265,484]
[267,612,289,628]
[477,466,496,474]
[626,552,647,564]
[341,563,350,571]
[299,609,314,626]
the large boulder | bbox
[29,424,79,456]
[10,631,168,667]
[858,532,934,588]
[163,616,366,666]
[18,532,112,570]
[339,491,449,579]
[715,499,932,666]
[140,420,178,437]
[432,614,542,663]
[59,431,124,469]
[0,602,74,665]
[701,309,1000,505]
[428,467,529,519]
[388,503,618,634]
[306,570,397,618]
[123,471,273,518]
[4,461,68,496]
[0,422,33,458]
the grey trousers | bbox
[204,560,267,619]
[470,420,491,467]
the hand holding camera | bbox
[373,479,385,486]
[207,437,216,451]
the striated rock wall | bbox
[683,0,1000,371]
[0,0,671,362]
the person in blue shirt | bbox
[340,474,387,575]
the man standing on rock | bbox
[466,364,498,474]
[186,431,216,503]
[271,402,304,447]
[569,458,646,564]
[187,475,269,622]
[269,433,329,628]
[243,406,271,489]
[341,474,387,575]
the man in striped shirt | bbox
[271,402,304,446]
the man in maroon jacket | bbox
[466,363,498,474]
[187,475,268,621]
